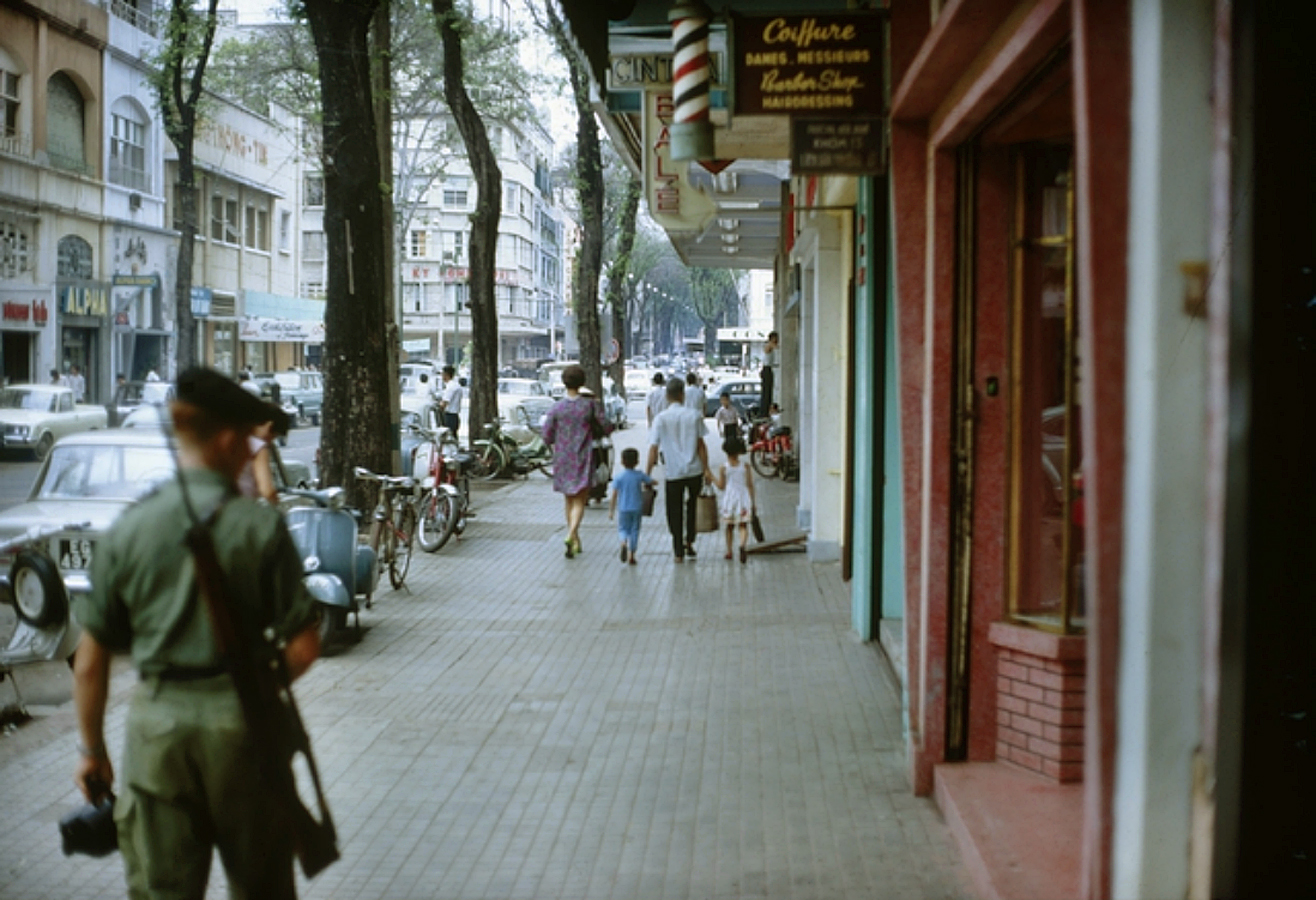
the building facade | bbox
[554,1,1314,898]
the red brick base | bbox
[989,622,1086,782]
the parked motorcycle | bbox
[410,425,472,553]
[283,488,378,642]
[0,522,89,708]
[470,412,555,481]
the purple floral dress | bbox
[542,395,608,495]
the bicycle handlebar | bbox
[352,466,416,489]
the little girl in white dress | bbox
[710,436,756,563]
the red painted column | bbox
[910,147,959,795]
[890,119,928,788]
[1072,0,1131,896]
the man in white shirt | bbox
[646,379,709,562]
[645,372,668,427]
[683,371,706,416]
[439,365,464,437]
[67,364,86,403]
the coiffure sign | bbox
[733,13,884,116]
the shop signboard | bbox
[191,287,213,317]
[239,317,326,343]
[642,90,716,233]
[733,12,884,117]
[791,117,886,175]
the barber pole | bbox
[668,1,714,160]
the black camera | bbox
[59,792,118,858]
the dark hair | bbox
[621,447,639,467]
[768,331,779,341]
[665,379,686,401]
[442,365,456,377]
[652,372,665,385]
[722,436,746,457]
[562,364,586,390]
[685,371,699,385]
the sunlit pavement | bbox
[0,423,971,900]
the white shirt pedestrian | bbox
[648,402,706,480]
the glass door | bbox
[1008,143,1084,634]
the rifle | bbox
[186,512,339,879]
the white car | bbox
[0,384,109,460]
[497,378,550,424]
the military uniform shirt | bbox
[75,468,315,675]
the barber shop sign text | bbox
[733,13,884,116]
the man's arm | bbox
[697,436,709,477]
[284,621,320,681]
[72,631,115,800]
[646,443,659,475]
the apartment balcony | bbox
[0,130,32,160]
[108,0,159,37]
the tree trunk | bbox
[433,0,501,438]
[157,0,222,376]
[304,0,393,500]
[605,175,641,392]
[173,145,198,372]
[704,319,718,363]
[372,2,401,473]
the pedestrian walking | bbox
[709,435,756,564]
[71,367,322,900]
[67,364,86,402]
[646,378,709,562]
[714,392,740,440]
[645,371,667,427]
[684,371,706,415]
[609,447,654,565]
[542,364,611,558]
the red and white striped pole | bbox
[669,1,714,160]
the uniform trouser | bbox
[664,475,702,556]
[760,366,774,417]
[616,509,642,552]
[116,676,296,900]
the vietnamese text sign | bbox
[792,117,886,175]
[733,13,884,116]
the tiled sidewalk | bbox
[0,452,970,899]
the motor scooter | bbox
[410,425,469,553]
[0,522,90,709]
[282,488,377,642]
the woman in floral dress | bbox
[542,364,610,558]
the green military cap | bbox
[175,366,291,432]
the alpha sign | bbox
[733,13,884,116]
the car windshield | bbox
[0,389,54,412]
[36,444,176,500]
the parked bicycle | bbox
[352,466,417,590]
[748,419,796,480]
[470,410,554,481]
[409,424,474,553]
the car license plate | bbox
[58,538,94,570]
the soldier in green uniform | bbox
[72,366,320,900]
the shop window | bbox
[110,104,149,192]
[1008,144,1084,634]
[57,235,93,280]
[46,72,87,174]
[0,216,31,278]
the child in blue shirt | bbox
[609,447,654,565]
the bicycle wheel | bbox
[750,446,780,479]
[389,502,416,589]
[470,440,505,481]
[417,489,457,552]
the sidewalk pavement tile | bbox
[0,444,970,900]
